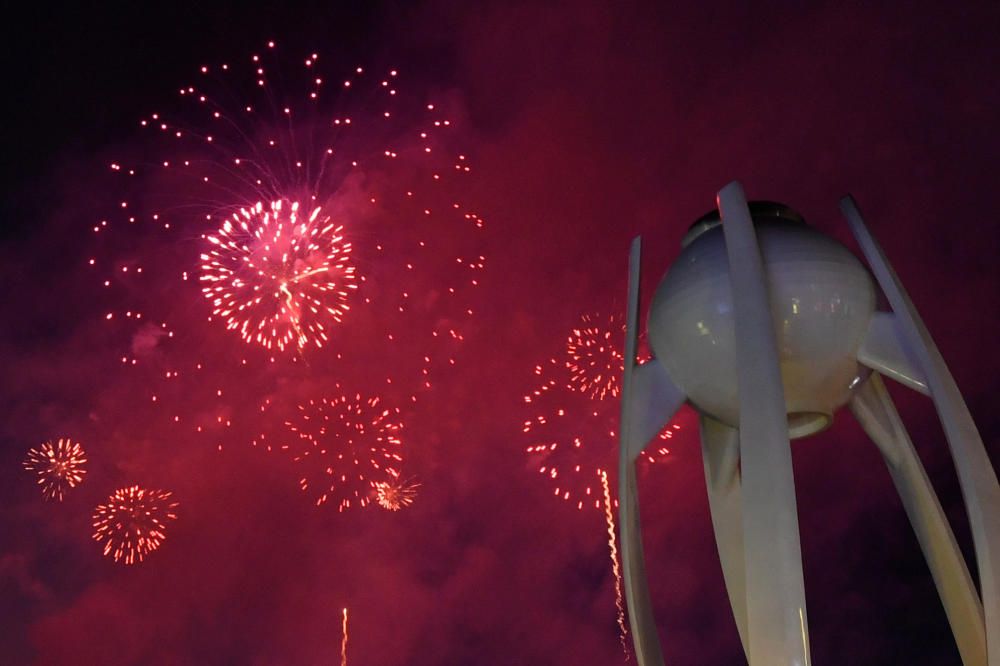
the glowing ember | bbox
[258,391,404,511]
[22,438,87,501]
[92,486,179,565]
[374,475,420,511]
[200,199,356,352]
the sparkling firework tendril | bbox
[200,200,356,352]
[601,470,629,659]
[92,486,179,565]
[256,391,404,511]
[92,41,486,447]
[374,475,420,511]
[22,438,87,501]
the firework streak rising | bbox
[92,486,179,565]
[22,439,87,502]
[601,470,629,659]
[341,607,349,666]
[90,41,486,454]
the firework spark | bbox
[567,313,626,400]
[257,390,404,511]
[374,475,420,511]
[601,470,629,659]
[200,199,356,352]
[92,486,179,565]
[22,438,87,501]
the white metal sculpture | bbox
[619,181,999,666]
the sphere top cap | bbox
[681,200,807,248]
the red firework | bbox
[90,41,486,447]
[256,390,404,511]
[374,475,420,511]
[200,199,356,352]
[566,312,626,400]
[523,314,677,510]
[92,486,179,565]
[22,438,87,501]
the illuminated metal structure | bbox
[619,181,999,665]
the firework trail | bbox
[255,389,404,511]
[341,607,349,666]
[522,313,676,511]
[92,486,179,565]
[601,470,629,659]
[374,475,420,511]
[22,438,87,502]
[91,41,486,449]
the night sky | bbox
[2,1,999,664]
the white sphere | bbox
[647,207,876,438]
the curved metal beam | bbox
[619,237,685,666]
[700,416,749,658]
[719,181,811,665]
[842,196,1000,665]
[851,373,986,666]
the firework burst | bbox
[91,41,486,447]
[523,313,676,658]
[92,486,179,565]
[200,199,356,352]
[374,475,420,511]
[22,438,87,501]
[256,390,404,511]
[523,314,677,510]
[566,313,626,400]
